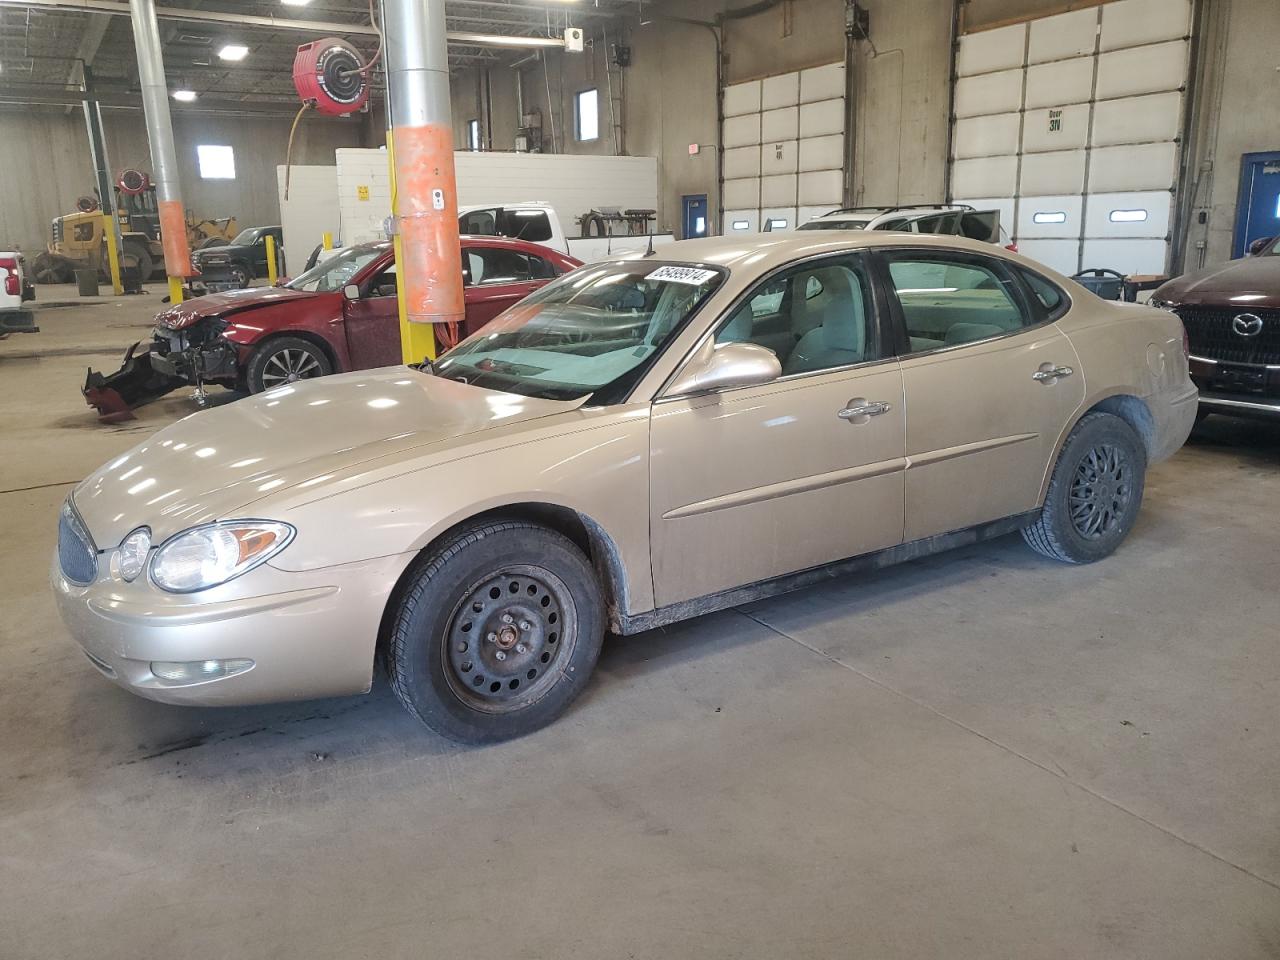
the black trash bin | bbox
[74,268,99,297]
[1071,268,1126,301]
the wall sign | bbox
[356,185,370,201]
[1048,109,1063,133]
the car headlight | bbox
[150,520,294,593]
[111,527,152,582]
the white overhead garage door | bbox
[722,62,846,235]
[949,0,1192,277]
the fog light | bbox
[150,658,254,683]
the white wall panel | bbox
[1089,142,1179,192]
[761,139,799,176]
[952,112,1021,160]
[761,174,798,207]
[1099,0,1192,51]
[1025,58,1094,110]
[951,155,1019,198]
[1019,150,1087,196]
[799,134,844,171]
[800,62,845,103]
[798,99,845,138]
[1017,194,1084,238]
[1081,238,1168,275]
[1027,7,1098,63]
[1018,239,1082,275]
[957,23,1026,76]
[761,106,799,142]
[724,209,760,233]
[723,80,762,118]
[798,170,844,206]
[954,69,1023,118]
[724,145,762,180]
[1084,190,1171,238]
[723,177,762,210]
[276,165,339,268]
[1091,92,1182,146]
[761,72,800,110]
[723,113,762,148]
[1096,40,1188,99]
[1022,103,1090,152]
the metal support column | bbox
[385,0,464,362]
[128,0,192,303]
[82,65,124,295]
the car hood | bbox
[1154,256,1280,308]
[155,286,321,330]
[71,368,578,547]
[194,244,250,260]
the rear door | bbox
[462,245,546,336]
[877,248,1084,541]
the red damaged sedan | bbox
[84,236,580,417]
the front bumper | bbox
[1190,357,1280,420]
[51,551,411,706]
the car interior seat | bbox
[784,267,867,374]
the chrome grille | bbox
[1178,306,1280,366]
[58,500,97,585]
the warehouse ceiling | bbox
[0,0,642,113]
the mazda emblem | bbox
[1232,313,1264,337]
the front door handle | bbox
[837,398,892,422]
[1032,364,1074,383]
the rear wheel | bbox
[1022,411,1147,563]
[245,336,332,393]
[388,521,605,743]
[31,252,72,284]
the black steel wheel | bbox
[389,520,605,743]
[1022,411,1147,563]
[245,336,332,393]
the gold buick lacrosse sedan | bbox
[53,233,1198,742]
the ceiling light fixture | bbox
[172,89,197,101]
[217,43,249,61]
[448,32,564,48]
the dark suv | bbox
[191,226,284,290]
[1152,236,1280,421]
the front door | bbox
[878,248,1085,542]
[682,195,709,240]
[649,253,906,607]
[1233,151,1280,258]
[343,261,403,370]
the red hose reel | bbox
[292,37,370,116]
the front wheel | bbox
[229,262,251,288]
[1022,411,1147,563]
[245,336,332,393]
[388,521,605,743]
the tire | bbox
[388,521,605,743]
[1022,411,1147,564]
[245,336,332,393]
[121,242,154,281]
[31,252,72,284]
[229,261,252,288]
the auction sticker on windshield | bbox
[647,266,719,285]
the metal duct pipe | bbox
[385,0,464,357]
[127,0,191,301]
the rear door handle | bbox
[837,398,892,422]
[1032,364,1074,383]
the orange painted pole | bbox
[385,0,464,362]
[128,0,193,303]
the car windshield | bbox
[230,228,260,245]
[798,219,868,231]
[435,261,725,401]
[286,244,387,292]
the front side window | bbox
[717,255,877,376]
[286,243,387,293]
[436,261,724,400]
[884,252,1031,353]
[367,263,398,299]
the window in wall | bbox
[196,144,236,180]
[467,118,481,151]
[575,88,599,141]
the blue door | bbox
[1233,151,1280,258]
[682,194,709,240]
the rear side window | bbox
[884,252,1033,353]
[498,209,553,243]
[529,255,558,279]
[1019,267,1067,318]
[464,248,534,286]
[959,211,1000,243]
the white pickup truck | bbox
[457,202,675,262]
[0,252,37,340]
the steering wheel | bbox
[1072,268,1126,280]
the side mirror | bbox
[1248,236,1274,256]
[666,339,782,397]
[342,283,360,301]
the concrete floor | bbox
[3,295,1279,959]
